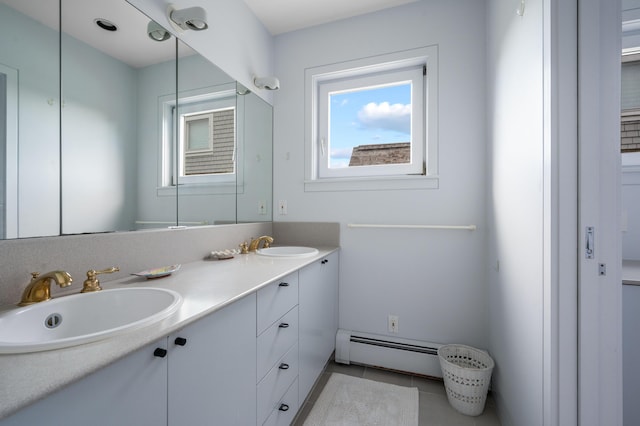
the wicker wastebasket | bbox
[438,344,495,416]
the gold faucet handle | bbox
[81,266,120,293]
[93,267,120,275]
[239,242,249,254]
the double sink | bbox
[0,246,318,354]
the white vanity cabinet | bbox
[256,272,300,425]
[0,294,257,426]
[0,339,169,426]
[168,293,257,426]
[298,252,340,402]
[0,250,340,426]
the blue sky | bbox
[329,83,411,168]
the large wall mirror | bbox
[0,0,272,239]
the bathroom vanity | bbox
[0,249,339,425]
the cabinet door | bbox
[298,251,339,402]
[168,293,257,426]
[0,339,168,426]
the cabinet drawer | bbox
[262,378,299,426]
[257,272,298,335]
[257,343,299,425]
[257,306,298,381]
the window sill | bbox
[304,175,439,192]
[622,165,640,185]
[157,182,242,196]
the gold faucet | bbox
[18,271,73,306]
[81,267,120,293]
[248,235,274,252]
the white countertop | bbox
[0,248,338,420]
[623,260,640,286]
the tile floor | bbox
[293,361,501,426]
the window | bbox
[158,84,239,195]
[319,66,423,178]
[305,46,438,191]
[179,108,235,183]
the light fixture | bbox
[236,83,251,96]
[168,6,208,31]
[94,18,117,32]
[147,21,171,42]
[253,76,280,91]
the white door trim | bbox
[0,63,18,239]
[543,0,579,424]
[578,0,623,425]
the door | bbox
[578,0,623,424]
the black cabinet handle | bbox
[279,323,289,328]
[279,404,289,412]
[153,348,167,358]
[174,337,187,346]
[278,282,289,287]
[279,363,290,370]
[321,259,328,264]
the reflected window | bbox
[181,108,235,177]
[159,87,237,189]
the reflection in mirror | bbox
[60,0,190,234]
[174,39,238,226]
[0,0,60,238]
[236,83,273,223]
[0,0,273,239]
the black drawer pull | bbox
[321,259,328,264]
[279,323,289,328]
[278,282,289,287]
[279,404,289,412]
[174,337,187,346]
[279,363,290,370]
[153,348,167,358]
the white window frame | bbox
[157,83,241,196]
[183,112,214,155]
[318,67,423,178]
[177,105,235,185]
[305,46,439,191]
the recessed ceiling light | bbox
[94,18,117,32]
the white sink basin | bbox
[0,287,182,354]
[256,246,319,258]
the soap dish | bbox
[210,249,240,260]
[132,264,181,279]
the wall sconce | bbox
[168,6,208,31]
[254,76,280,91]
[147,21,171,41]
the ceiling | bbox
[242,0,420,35]
[1,0,190,68]
[2,0,418,68]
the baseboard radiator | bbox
[335,329,443,378]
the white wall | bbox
[236,91,273,223]
[61,33,138,234]
[486,0,544,424]
[273,0,488,350]
[0,4,60,238]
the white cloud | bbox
[357,102,411,134]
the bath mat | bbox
[303,373,419,426]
